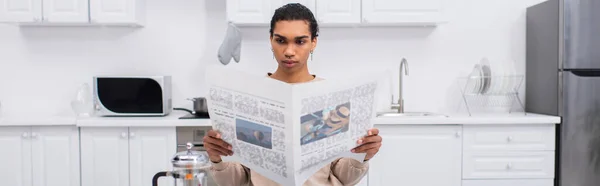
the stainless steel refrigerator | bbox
[526,0,600,185]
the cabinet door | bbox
[226,0,273,24]
[42,0,88,23]
[80,127,129,186]
[368,125,462,186]
[0,0,42,22]
[129,127,176,186]
[316,0,360,24]
[361,0,445,24]
[31,126,80,186]
[273,0,316,14]
[462,179,554,186]
[0,127,32,186]
[89,0,140,23]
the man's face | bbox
[270,20,317,72]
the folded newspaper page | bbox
[205,65,381,186]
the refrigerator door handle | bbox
[569,70,600,77]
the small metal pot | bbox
[188,97,208,114]
[174,97,209,117]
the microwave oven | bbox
[93,76,172,116]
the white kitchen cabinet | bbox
[0,126,80,186]
[361,0,446,25]
[0,0,144,25]
[462,179,554,186]
[462,151,555,179]
[227,0,447,26]
[80,127,129,186]
[80,127,176,186]
[368,125,462,186]
[316,0,361,24]
[42,0,89,23]
[89,0,145,25]
[0,127,32,186]
[0,0,87,23]
[226,0,315,25]
[461,124,556,186]
[129,127,177,186]
[274,0,316,13]
[227,0,275,25]
[0,0,41,22]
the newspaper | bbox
[205,65,381,186]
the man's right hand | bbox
[203,130,233,163]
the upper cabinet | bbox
[316,0,361,24]
[89,0,145,25]
[43,0,89,23]
[0,0,145,26]
[0,0,42,22]
[362,0,446,25]
[226,0,274,25]
[274,0,316,13]
[226,0,447,26]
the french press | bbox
[152,142,212,186]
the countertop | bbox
[76,112,211,127]
[374,112,561,125]
[0,111,561,127]
[0,115,78,126]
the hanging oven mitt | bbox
[218,22,242,65]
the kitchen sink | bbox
[376,112,448,117]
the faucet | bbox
[391,58,409,113]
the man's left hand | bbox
[352,128,382,161]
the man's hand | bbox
[203,130,233,163]
[351,128,382,161]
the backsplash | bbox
[0,0,545,117]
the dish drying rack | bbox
[456,75,525,116]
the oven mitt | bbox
[218,22,242,65]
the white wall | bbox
[0,0,546,117]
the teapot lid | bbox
[171,143,211,169]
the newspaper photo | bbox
[205,65,382,186]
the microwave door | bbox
[96,77,164,114]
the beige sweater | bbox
[208,74,370,186]
[209,158,369,186]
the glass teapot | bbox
[153,142,211,186]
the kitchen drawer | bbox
[463,125,555,151]
[462,179,554,186]
[463,151,555,179]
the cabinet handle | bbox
[363,18,368,23]
[121,132,127,139]
[455,131,460,138]
[22,132,29,138]
[31,132,38,139]
[506,163,513,169]
[129,132,135,138]
[507,136,513,142]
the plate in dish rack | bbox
[479,58,492,94]
[466,64,483,94]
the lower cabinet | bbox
[366,124,557,186]
[462,179,554,186]
[80,127,176,186]
[0,126,80,186]
[0,123,557,186]
[368,125,463,186]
